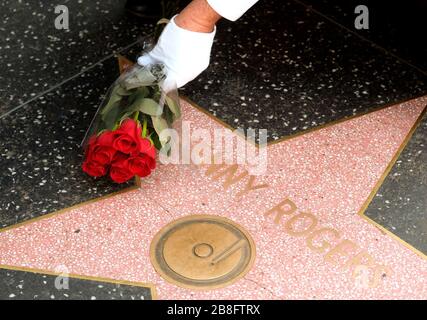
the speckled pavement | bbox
[1,0,426,299]
[1,96,426,299]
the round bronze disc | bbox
[150,215,256,290]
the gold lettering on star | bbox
[202,163,392,288]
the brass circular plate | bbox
[150,215,256,290]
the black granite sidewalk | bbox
[0,0,153,115]
[298,0,427,73]
[183,0,426,142]
[0,267,154,300]
[364,109,427,256]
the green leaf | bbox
[151,116,169,145]
[163,104,174,126]
[135,86,150,99]
[165,94,181,118]
[127,87,149,105]
[101,86,122,116]
[102,102,121,130]
[150,132,163,151]
[136,98,163,116]
[102,99,121,120]
[116,86,134,96]
[152,87,161,102]
[119,111,134,122]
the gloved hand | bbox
[137,15,216,91]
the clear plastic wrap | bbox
[81,39,181,183]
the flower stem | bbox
[133,111,139,121]
[142,117,148,137]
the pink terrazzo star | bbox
[0,96,426,300]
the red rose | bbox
[82,160,107,177]
[82,121,157,182]
[97,130,116,146]
[112,119,143,155]
[90,131,117,165]
[127,154,156,177]
[139,137,156,159]
[90,146,116,165]
[82,134,110,177]
[110,153,134,183]
[126,136,156,178]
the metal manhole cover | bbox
[150,215,256,290]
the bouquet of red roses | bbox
[82,56,181,184]
[82,118,157,183]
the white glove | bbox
[138,15,216,91]
[207,0,259,21]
